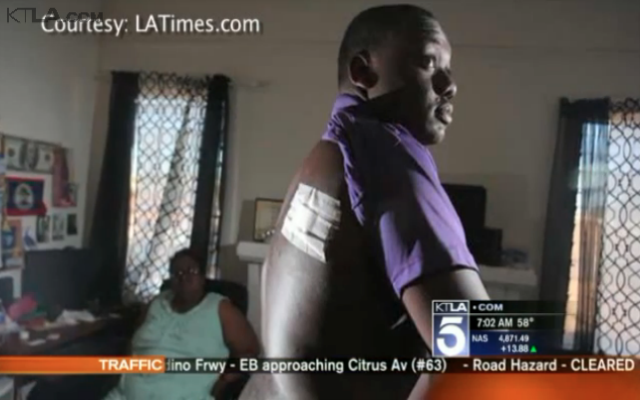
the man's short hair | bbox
[337,5,441,87]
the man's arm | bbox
[402,269,489,400]
[372,162,490,399]
[262,141,350,400]
[402,268,489,350]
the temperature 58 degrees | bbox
[517,317,535,328]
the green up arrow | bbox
[530,346,538,353]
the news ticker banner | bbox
[431,300,569,357]
[0,356,637,375]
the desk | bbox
[1,315,134,400]
[0,318,119,356]
[0,304,140,357]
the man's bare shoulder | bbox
[271,139,350,256]
[295,139,345,193]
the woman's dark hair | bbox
[169,248,206,274]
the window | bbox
[565,105,640,355]
[123,74,209,302]
[207,145,226,276]
[594,108,640,355]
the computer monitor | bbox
[23,248,100,310]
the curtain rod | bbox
[229,80,269,89]
[93,73,269,89]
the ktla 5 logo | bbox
[433,315,469,357]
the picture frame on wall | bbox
[253,198,283,242]
[1,134,56,174]
[1,219,24,268]
[52,147,76,207]
[0,135,5,267]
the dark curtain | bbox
[89,72,140,306]
[191,75,230,272]
[538,98,610,351]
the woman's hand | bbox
[210,374,227,399]
[210,372,245,399]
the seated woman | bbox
[104,248,260,400]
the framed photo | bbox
[52,148,75,207]
[1,219,24,268]
[253,198,283,242]
[36,215,51,243]
[52,214,65,241]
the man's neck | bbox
[337,88,425,139]
[343,91,406,125]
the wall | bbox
[93,0,640,288]
[0,0,101,252]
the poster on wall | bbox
[253,198,283,242]
[2,134,56,173]
[1,219,24,268]
[52,147,77,207]
[52,214,65,241]
[0,181,3,267]
[23,227,37,250]
[0,136,5,268]
[36,215,51,243]
[5,177,47,216]
[66,214,78,236]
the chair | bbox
[159,279,248,316]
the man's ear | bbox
[348,51,378,92]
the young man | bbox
[241,5,489,400]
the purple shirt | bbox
[322,94,477,296]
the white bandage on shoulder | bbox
[280,183,341,263]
